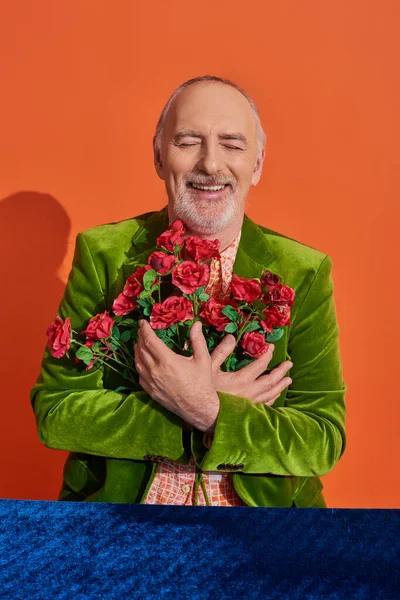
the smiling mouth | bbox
[187,183,230,191]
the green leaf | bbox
[243,320,261,334]
[207,337,217,350]
[194,285,206,297]
[167,324,177,336]
[224,322,237,334]
[265,328,284,342]
[119,318,136,326]
[120,330,131,342]
[143,269,157,291]
[111,325,120,340]
[198,293,210,301]
[109,340,118,351]
[136,298,150,307]
[122,368,131,380]
[229,355,239,370]
[155,329,169,341]
[139,290,151,300]
[253,299,267,312]
[115,386,133,394]
[75,346,93,366]
[163,338,175,349]
[91,340,102,352]
[143,306,152,317]
[221,305,239,322]
[234,358,255,371]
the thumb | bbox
[189,320,209,361]
[210,334,236,370]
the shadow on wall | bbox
[0,192,71,500]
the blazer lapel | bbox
[233,213,285,284]
[122,206,169,280]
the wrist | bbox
[202,390,220,435]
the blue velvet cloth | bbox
[0,499,399,599]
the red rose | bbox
[150,296,194,329]
[241,332,270,358]
[267,284,296,307]
[260,270,280,290]
[123,265,154,298]
[112,292,137,316]
[172,260,210,295]
[199,297,239,332]
[156,220,186,252]
[82,311,114,340]
[184,236,221,262]
[46,316,72,358]
[230,274,262,303]
[260,305,292,332]
[147,251,178,274]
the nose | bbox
[195,138,225,175]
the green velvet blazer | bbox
[30,206,347,508]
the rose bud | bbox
[261,270,280,290]
[148,251,178,274]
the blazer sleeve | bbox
[30,232,186,461]
[195,255,347,476]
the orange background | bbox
[0,1,399,507]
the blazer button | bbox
[143,454,165,462]
[217,463,244,471]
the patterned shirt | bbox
[143,230,247,506]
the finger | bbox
[251,361,292,398]
[261,361,293,388]
[189,321,209,362]
[138,319,173,361]
[263,391,282,407]
[239,344,275,380]
[253,376,292,404]
[210,334,236,370]
[134,343,156,370]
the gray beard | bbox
[172,188,240,235]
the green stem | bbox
[72,339,129,371]
[225,308,256,371]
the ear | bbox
[153,145,165,180]
[251,148,265,186]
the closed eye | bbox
[178,143,243,150]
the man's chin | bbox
[173,196,238,234]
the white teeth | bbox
[191,183,225,191]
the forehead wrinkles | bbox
[165,83,257,143]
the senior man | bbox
[30,75,347,507]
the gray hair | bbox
[153,75,267,160]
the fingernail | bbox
[270,344,275,351]
[139,320,144,328]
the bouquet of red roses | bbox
[46,219,295,391]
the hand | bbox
[134,320,219,433]
[210,334,293,406]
